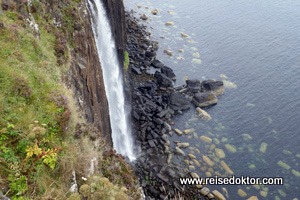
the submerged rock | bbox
[165,21,174,26]
[201,80,224,96]
[175,147,185,155]
[238,189,247,197]
[140,14,148,20]
[212,190,226,200]
[192,92,218,107]
[200,136,212,143]
[259,142,268,153]
[196,107,212,120]
[220,161,234,175]
[151,9,158,15]
[202,155,214,167]
[225,144,237,153]
[163,49,173,56]
[277,160,291,170]
[215,148,226,159]
[191,58,202,64]
[183,128,194,134]
[181,33,189,38]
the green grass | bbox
[0,2,140,199]
[124,51,129,72]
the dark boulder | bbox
[151,59,165,68]
[169,92,191,111]
[192,92,218,107]
[145,50,156,58]
[201,80,224,95]
[186,79,201,93]
[154,72,173,88]
[131,66,142,75]
[161,66,176,80]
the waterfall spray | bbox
[87,0,136,161]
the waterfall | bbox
[86,0,136,161]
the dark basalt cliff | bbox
[102,0,126,64]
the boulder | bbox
[212,190,226,200]
[192,92,218,107]
[201,80,224,95]
[169,92,191,111]
[161,66,176,80]
[151,9,158,15]
[154,72,173,88]
[145,50,156,58]
[152,59,165,68]
[163,49,173,56]
[196,107,212,120]
[165,21,174,26]
[140,14,148,20]
[186,79,201,93]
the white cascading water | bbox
[86,0,136,161]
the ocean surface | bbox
[125,0,300,199]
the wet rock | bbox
[164,122,172,131]
[183,128,194,134]
[140,14,148,20]
[202,155,214,167]
[165,21,174,26]
[181,33,189,38]
[161,66,176,80]
[167,153,173,164]
[145,50,156,58]
[200,136,212,143]
[212,190,226,200]
[292,169,300,177]
[157,173,169,182]
[169,92,191,111]
[152,59,165,68]
[220,161,234,175]
[238,189,247,197]
[192,92,218,107]
[151,9,158,15]
[225,144,237,153]
[247,197,258,200]
[175,147,185,156]
[277,160,290,170]
[154,72,173,88]
[174,129,183,135]
[200,187,210,196]
[148,140,156,148]
[188,154,196,159]
[186,79,201,93]
[190,172,200,179]
[215,148,226,159]
[196,107,212,120]
[201,80,224,96]
[163,49,173,56]
[259,142,268,153]
[177,142,190,148]
[132,66,142,75]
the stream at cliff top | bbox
[87,0,136,161]
[126,0,300,199]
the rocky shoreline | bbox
[125,10,228,200]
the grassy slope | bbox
[0,1,140,200]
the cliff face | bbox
[102,0,126,64]
[68,1,113,144]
